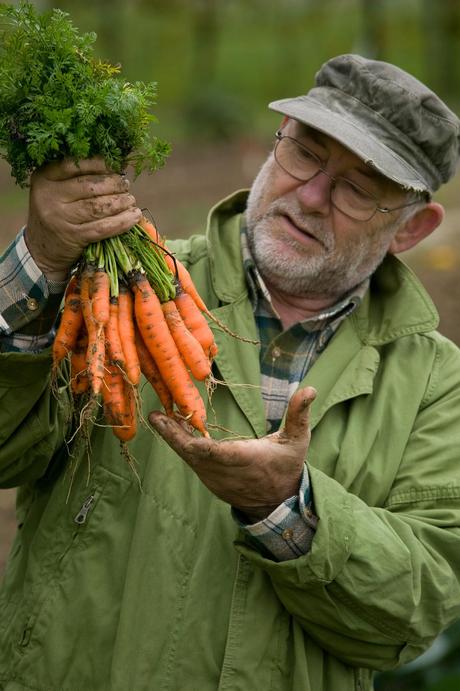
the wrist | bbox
[236,476,304,524]
[234,504,284,524]
[42,268,70,283]
[24,228,71,282]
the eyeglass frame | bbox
[273,129,429,222]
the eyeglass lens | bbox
[275,136,379,221]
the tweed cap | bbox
[269,54,460,193]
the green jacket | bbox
[1,191,460,691]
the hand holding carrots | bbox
[149,386,317,522]
[25,157,141,281]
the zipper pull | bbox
[19,618,33,647]
[74,494,95,525]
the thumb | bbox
[282,386,317,442]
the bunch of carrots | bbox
[53,217,217,442]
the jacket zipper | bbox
[74,494,95,525]
[17,494,97,650]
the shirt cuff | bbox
[0,229,66,351]
[0,329,57,353]
[232,465,318,562]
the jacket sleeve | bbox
[235,336,460,672]
[0,350,69,487]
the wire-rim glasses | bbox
[274,130,423,222]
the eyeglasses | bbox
[274,130,423,222]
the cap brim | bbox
[269,94,431,192]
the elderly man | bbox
[0,54,459,691]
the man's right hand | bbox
[25,157,142,281]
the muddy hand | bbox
[149,386,317,522]
[25,157,141,280]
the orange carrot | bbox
[138,216,159,243]
[134,327,174,416]
[162,253,208,313]
[138,218,209,315]
[87,326,105,396]
[174,285,216,357]
[102,361,137,441]
[105,297,125,367]
[101,359,115,413]
[115,381,137,442]
[70,328,89,395]
[65,274,79,296]
[92,268,110,326]
[132,272,208,436]
[80,265,95,335]
[118,284,140,386]
[161,300,211,381]
[53,274,83,366]
[81,267,105,396]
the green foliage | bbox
[0,2,170,186]
[183,85,249,141]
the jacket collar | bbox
[206,190,439,346]
[205,189,250,303]
[352,254,439,344]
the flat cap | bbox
[269,54,460,193]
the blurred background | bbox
[1,1,459,688]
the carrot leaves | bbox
[0,2,170,186]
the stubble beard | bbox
[245,159,397,299]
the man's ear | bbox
[388,202,445,254]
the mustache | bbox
[260,200,335,252]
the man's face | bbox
[245,119,410,299]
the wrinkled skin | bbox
[25,157,141,281]
[149,386,317,523]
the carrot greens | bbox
[0,1,170,185]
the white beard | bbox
[245,157,398,299]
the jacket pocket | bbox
[0,464,113,686]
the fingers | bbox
[282,386,317,442]
[26,154,142,275]
[33,167,131,203]
[39,156,114,181]
[32,157,132,204]
[149,407,311,512]
[76,206,143,242]
[149,411,213,465]
[69,192,138,225]
[58,173,131,202]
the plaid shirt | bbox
[235,223,368,560]
[0,226,367,561]
[0,229,67,352]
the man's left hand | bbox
[148,386,317,523]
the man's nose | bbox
[295,170,332,216]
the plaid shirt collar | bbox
[240,220,369,330]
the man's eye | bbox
[342,179,373,200]
[294,145,317,163]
